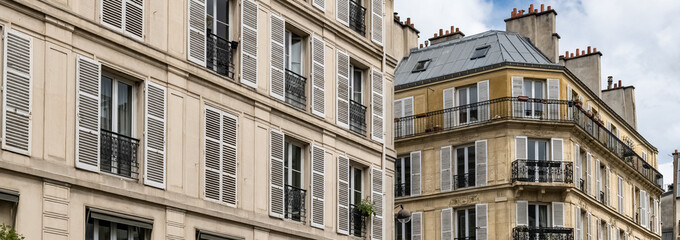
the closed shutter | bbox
[511,76,523,117]
[336,0,349,26]
[371,68,384,142]
[552,202,564,227]
[477,80,489,121]
[516,201,528,226]
[371,167,383,240]
[240,0,258,88]
[221,110,238,205]
[410,151,421,196]
[551,138,563,161]
[440,146,452,192]
[567,84,573,120]
[586,152,592,195]
[204,106,238,206]
[443,87,455,128]
[475,140,487,187]
[596,159,601,200]
[311,36,325,117]
[269,14,285,101]
[476,203,488,240]
[337,155,350,234]
[313,0,325,11]
[311,145,325,229]
[411,212,422,240]
[640,190,647,228]
[574,206,581,240]
[547,78,560,120]
[617,176,623,214]
[336,50,350,129]
[3,30,32,155]
[441,208,452,240]
[75,56,100,171]
[516,136,528,179]
[574,144,581,189]
[187,0,206,65]
[586,213,592,240]
[370,0,383,45]
[269,129,285,218]
[605,166,610,206]
[393,99,403,138]
[144,81,166,188]
[124,0,144,39]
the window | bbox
[285,30,303,75]
[470,46,490,60]
[527,139,549,161]
[189,0,235,77]
[528,204,551,228]
[100,0,144,39]
[206,0,230,40]
[394,218,412,240]
[523,79,546,117]
[284,139,305,222]
[350,66,364,104]
[395,156,411,197]
[526,139,550,182]
[454,145,475,189]
[455,207,476,239]
[197,231,237,240]
[100,73,139,179]
[349,165,364,237]
[349,65,367,136]
[457,85,478,124]
[85,209,152,240]
[0,190,18,228]
[411,60,430,73]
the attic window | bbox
[470,46,490,60]
[412,60,431,73]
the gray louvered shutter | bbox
[515,136,527,159]
[574,143,581,189]
[410,151,421,196]
[443,88,454,128]
[370,0,383,45]
[567,84,573,120]
[411,212,422,240]
[311,36,325,117]
[336,50,350,129]
[476,203,488,240]
[596,159,601,201]
[403,97,413,136]
[640,190,647,228]
[393,99,403,137]
[270,14,285,101]
[311,145,325,229]
[269,129,284,218]
[102,0,124,30]
[441,208,452,240]
[371,167,383,240]
[3,30,32,155]
[477,80,489,121]
[512,76,523,117]
[336,0,349,26]
[124,0,144,39]
[605,165,610,207]
[75,55,100,171]
[617,176,624,214]
[586,152,592,195]
[476,140,487,187]
[552,202,564,227]
[204,106,222,202]
[313,0,325,11]
[240,0,258,88]
[516,201,528,226]
[547,78,560,120]
[144,81,166,188]
[221,111,238,205]
[187,0,206,65]
[337,155,350,235]
[371,68,384,142]
[440,146,452,192]
[574,206,581,240]
[551,138,564,181]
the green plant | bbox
[357,197,376,217]
[0,224,24,240]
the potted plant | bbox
[0,224,25,240]
[357,197,376,217]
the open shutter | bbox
[370,0,383,45]
[617,176,624,214]
[336,50,350,128]
[240,0,258,88]
[440,146,452,192]
[336,0,349,26]
[574,206,581,240]
[547,78,560,119]
[403,97,413,136]
[75,56,100,171]
[269,14,285,101]
[124,0,144,39]
[371,68,384,142]
[204,107,222,202]
[640,190,647,228]
[567,84,573,119]
[393,99,403,138]
[313,0,325,11]
[371,167,384,240]
[311,36,325,117]
[187,0,206,65]
[311,145,325,229]
[410,151,421,196]
[605,166,610,206]
[586,152,592,195]
[144,81,166,188]
[516,201,528,226]
[222,111,238,205]
[477,80,490,121]
[586,213,592,240]
[337,155,350,235]
[475,140,488,187]
[269,129,285,218]
[552,202,564,227]
[411,212,422,240]
[101,0,124,30]
[3,30,32,155]
[511,76,523,117]
[441,208,452,240]
[516,136,528,179]
[596,159,601,201]
[574,144,581,189]
[443,87,455,128]
[476,203,488,240]
[551,138,564,161]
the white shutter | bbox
[371,68,384,142]
[596,159,601,200]
[440,146,452,192]
[393,99,403,138]
[477,80,490,121]
[575,206,581,240]
[443,87,455,128]
[639,190,646,228]
[547,78,560,119]
[269,14,286,101]
[311,145,325,229]
[75,55,100,171]
[336,0,349,26]
[617,176,623,214]
[597,219,601,240]
[371,167,384,240]
[441,208,452,240]
[221,110,238,205]
[240,0,258,88]
[605,166,610,206]
[205,106,238,206]
[3,30,32,155]
[269,129,284,218]
[411,212,422,240]
[410,151,421,196]
[123,0,144,39]
[587,213,592,240]
[516,136,528,179]
[187,0,206,65]
[144,81,166,188]
[575,144,581,189]
[587,152,592,195]
[551,138,564,161]
[512,76,524,117]
[475,140,487,187]
[313,0,325,11]
[403,97,414,136]
[370,0,383,45]
[337,155,350,235]
[101,0,124,30]
[476,203,488,240]
[552,202,565,227]
[311,36,326,117]
[567,84,573,119]
[516,201,528,226]
[336,50,350,128]
[655,199,659,234]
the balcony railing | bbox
[350,100,367,136]
[511,160,573,184]
[454,237,476,240]
[285,185,306,222]
[206,31,235,79]
[285,69,307,110]
[454,173,475,189]
[512,226,574,240]
[100,129,140,179]
[599,191,605,205]
[349,204,366,237]
[578,178,584,192]
[394,182,410,197]
[394,97,663,189]
[349,0,366,36]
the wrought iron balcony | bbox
[350,100,367,136]
[599,191,605,205]
[349,0,366,36]
[100,129,140,179]
[206,31,235,79]
[512,226,574,240]
[349,204,367,237]
[285,69,307,110]
[454,173,475,189]
[394,182,410,197]
[454,237,476,240]
[511,160,573,184]
[284,185,306,222]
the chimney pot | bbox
[607,76,613,89]
[547,6,551,10]
[425,40,429,47]
[593,48,597,52]
[588,46,592,54]
[582,50,585,55]
[434,33,437,37]
[446,30,450,35]
[571,53,574,58]
[455,27,460,32]
[618,80,622,88]
[675,149,678,153]
[411,23,414,28]
[614,83,617,88]
[439,29,443,36]
[576,48,580,56]
[406,17,411,25]
[566,51,570,58]
[420,44,423,49]
[541,4,545,12]
[529,4,534,13]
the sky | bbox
[394,0,680,190]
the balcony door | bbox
[395,156,411,197]
[349,166,363,237]
[285,31,303,75]
[456,85,478,125]
[349,66,364,104]
[206,0,232,75]
[455,208,476,239]
[284,140,304,221]
[455,145,475,189]
[527,139,549,182]
[528,204,551,240]
[100,74,136,177]
[523,79,546,118]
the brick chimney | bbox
[428,26,465,45]
[505,4,560,63]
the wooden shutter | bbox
[411,212,422,240]
[336,50,350,129]
[336,0,349,26]
[476,203,488,240]
[410,151,421,196]
[2,30,32,155]
[547,78,560,119]
[441,208,452,240]
[552,202,564,227]
[574,144,581,189]
[75,56,100,171]
[605,166,610,206]
[370,0,383,45]
[586,213,592,240]
[475,140,487,187]
[443,87,454,128]
[640,190,646,228]
[101,0,124,30]
[187,0,206,65]
[145,81,166,188]
[337,155,350,235]
[477,80,489,121]
[311,145,325,229]
[240,0,258,88]
[403,97,413,136]
[516,136,528,179]
[371,167,383,240]
[222,111,238,205]
[371,68,384,142]
[574,206,581,240]
[596,159,601,200]
[269,14,285,101]
[269,129,285,218]
[440,146,452,192]
[313,0,325,11]
[311,36,325,117]
[516,201,528,226]
[617,176,624,214]
[204,106,238,206]
[393,99,403,138]
[586,152,592,195]
[123,0,144,39]
[511,76,523,117]
[551,138,564,161]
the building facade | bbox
[392,5,663,240]
[0,0,417,239]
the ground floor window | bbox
[85,208,152,240]
[0,190,19,227]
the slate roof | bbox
[395,30,559,88]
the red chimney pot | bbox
[571,53,574,58]
[529,4,534,13]
[587,46,592,54]
[451,26,455,33]
[420,44,423,48]
[547,6,551,10]
[614,83,617,88]
[446,30,450,35]
[406,17,411,25]
[439,29,443,36]
[566,51,570,58]
[582,50,585,55]
[434,33,437,37]
[541,4,545,12]
[618,80,622,87]
[576,48,580,56]
[455,27,460,32]
[593,48,597,52]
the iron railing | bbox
[349,204,367,237]
[599,191,605,205]
[511,160,573,183]
[512,226,574,240]
[349,0,366,36]
[206,31,235,79]
[454,173,475,189]
[284,185,306,222]
[578,178,584,192]
[285,69,307,110]
[394,183,410,197]
[454,237,476,240]
[350,100,367,136]
[100,129,140,179]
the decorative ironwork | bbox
[285,185,306,222]
[350,204,367,237]
[206,31,235,79]
[454,173,475,189]
[394,183,410,197]
[100,129,140,179]
[349,0,366,36]
[512,226,574,240]
[454,237,476,240]
[511,160,573,184]
[285,69,307,110]
[350,100,367,136]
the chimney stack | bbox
[506,4,559,63]
[607,76,613,89]
[428,26,466,45]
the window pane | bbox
[216,22,228,40]
[467,146,476,174]
[284,143,290,186]
[524,81,532,97]
[285,32,291,71]
[457,210,466,238]
[458,89,467,105]
[539,205,548,227]
[101,76,113,132]
[98,220,111,240]
[528,205,536,227]
[527,140,536,160]
[534,81,544,99]
[404,157,411,188]
[469,86,478,104]
[86,219,94,240]
[117,81,133,137]
[538,141,547,161]
[291,36,303,75]
[352,70,362,103]
[116,224,129,240]
[216,0,228,24]
[468,209,476,237]
[456,148,465,176]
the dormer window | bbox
[470,46,490,60]
[411,60,430,73]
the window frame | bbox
[454,207,476,239]
[454,144,476,188]
[284,139,305,189]
[470,46,490,60]
[87,218,149,240]
[284,30,305,76]
[523,79,547,117]
[411,59,430,73]
[527,139,551,161]
[349,165,363,205]
[349,65,364,104]
[206,0,233,41]
[456,84,479,124]
[100,72,138,139]
[527,203,551,228]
